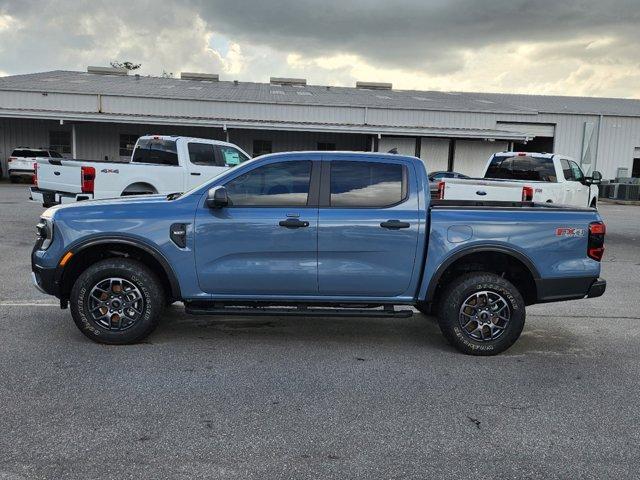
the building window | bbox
[49,131,71,155]
[120,134,140,158]
[253,140,272,156]
[317,142,336,151]
[632,158,640,178]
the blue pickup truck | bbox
[31,151,606,355]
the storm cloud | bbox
[1,0,640,97]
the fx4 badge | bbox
[555,227,585,237]
[100,168,119,174]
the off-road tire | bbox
[437,272,525,356]
[70,258,165,344]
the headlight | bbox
[36,217,54,250]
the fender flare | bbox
[55,236,182,300]
[424,245,541,302]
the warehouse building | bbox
[1,66,640,179]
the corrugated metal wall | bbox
[1,87,639,179]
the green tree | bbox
[110,61,141,71]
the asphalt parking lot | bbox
[1,181,639,480]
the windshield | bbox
[485,155,557,182]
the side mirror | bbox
[585,170,602,185]
[206,186,228,208]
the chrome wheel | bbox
[88,278,144,331]
[458,290,511,341]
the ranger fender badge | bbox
[555,227,585,237]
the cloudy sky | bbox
[0,0,639,97]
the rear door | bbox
[317,157,420,297]
[194,157,320,296]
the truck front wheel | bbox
[70,258,165,344]
[437,272,525,356]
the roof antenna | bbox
[387,148,398,154]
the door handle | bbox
[380,220,410,229]
[191,172,201,176]
[279,218,310,229]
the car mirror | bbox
[206,186,228,208]
[585,170,602,185]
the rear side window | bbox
[330,161,406,207]
[188,143,223,167]
[485,155,557,182]
[11,149,48,158]
[132,138,178,166]
[224,161,312,207]
[560,159,574,180]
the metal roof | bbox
[1,70,639,117]
[0,70,536,114]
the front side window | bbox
[49,131,71,155]
[132,138,178,166]
[330,161,406,207]
[561,159,575,181]
[219,146,249,166]
[188,143,222,166]
[569,161,584,182]
[224,161,312,207]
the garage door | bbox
[496,122,555,138]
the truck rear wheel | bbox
[437,272,525,356]
[70,258,165,344]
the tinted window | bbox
[132,138,178,166]
[225,161,312,206]
[49,151,63,158]
[330,161,406,207]
[485,155,556,181]
[189,143,222,166]
[11,149,49,158]
[219,146,249,166]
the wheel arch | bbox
[121,182,158,196]
[426,246,540,306]
[56,237,181,301]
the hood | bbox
[42,194,171,218]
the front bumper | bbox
[29,187,93,206]
[31,264,59,297]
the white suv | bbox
[7,148,63,183]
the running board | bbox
[184,304,414,318]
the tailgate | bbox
[442,179,524,201]
[36,159,82,193]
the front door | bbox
[318,158,421,297]
[195,159,319,296]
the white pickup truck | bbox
[29,136,250,207]
[438,152,602,208]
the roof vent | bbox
[356,81,392,90]
[87,66,128,76]
[270,77,306,86]
[180,72,219,81]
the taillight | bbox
[522,186,533,202]
[588,221,606,261]
[437,181,445,200]
[81,166,95,193]
[33,162,38,186]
